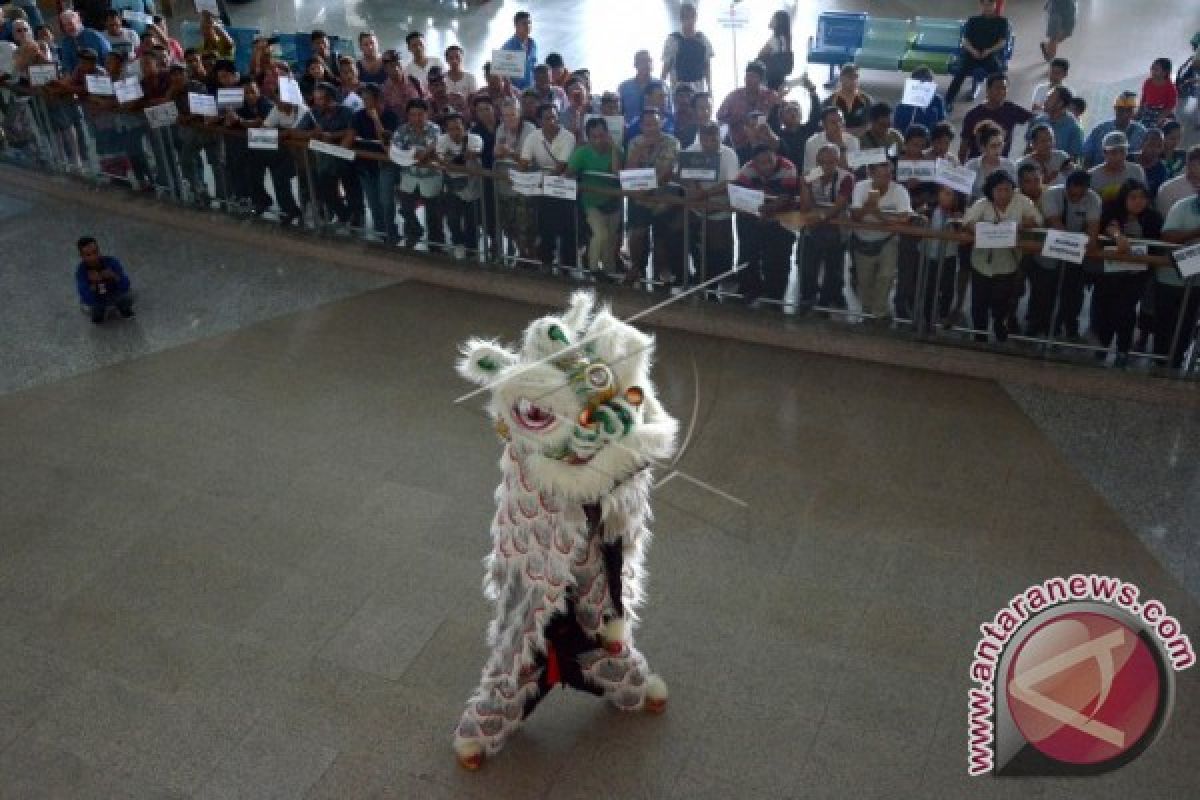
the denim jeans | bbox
[358,163,398,239]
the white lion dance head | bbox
[452,292,679,770]
[457,290,679,499]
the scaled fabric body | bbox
[453,291,679,769]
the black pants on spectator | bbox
[921,256,958,330]
[1091,271,1149,355]
[737,214,794,307]
[1152,281,1200,369]
[894,234,920,319]
[89,292,133,323]
[689,214,734,287]
[1027,261,1087,337]
[538,196,578,268]
[629,203,682,283]
[945,54,1005,107]
[971,268,1014,342]
[316,162,364,226]
[244,150,300,215]
[444,192,480,251]
[400,190,444,247]
[800,227,846,307]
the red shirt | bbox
[1141,78,1178,111]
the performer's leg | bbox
[578,643,668,713]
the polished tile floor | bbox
[2,262,1199,796]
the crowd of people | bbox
[1,1,1198,369]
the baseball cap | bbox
[1113,91,1138,109]
[1102,131,1129,150]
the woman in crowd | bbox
[823,63,871,133]
[492,97,538,262]
[757,11,793,91]
[965,121,1017,202]
[1094,180,1162,367]
[962,171,1042,342]
[1138,57,1177,126]
[1018,123,1071,187]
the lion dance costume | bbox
[453,291,679,769]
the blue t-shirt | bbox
[59,28,111,75]
[500,34,537,90]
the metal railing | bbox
[2,85,1197,381]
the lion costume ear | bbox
[560,290,596,336]
[456,338,519,386]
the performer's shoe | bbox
[455,741,485,771]
[644,674,668,714]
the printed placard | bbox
[195,0,220,15]
[114,76,143,104]
[309,138,356,160]
[217,87,243,108]
[896,159,936,182]
[974,221,1018,249]
[490,49,526,79]
[28,64,57,87]
[278,76,303,106]
[1174,242,1200,279]
[847,148,889,169]
[542,175,577,200]
[728,184,764,216]
[144,101,179,129]
[583,114,625,147]
[678,151,720,182]
[1104,243,1148,274]
[123,59,142,80]
[1041,230,1089,264]
[122,10,151,25]
[619,168,657,192]
[85,74,114,96]
[188,92,217,116]
[389,144,416,166]
[248,127,279,150]
[0,44,14,77]
[509,170,543,196]
[901,79,937,109]
[936,158,977,195]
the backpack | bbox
[671,32,707,83]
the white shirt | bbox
[804,131,860,173]
[404,56,444,91]
[684,141,739,220]
[340,92,364,112]
[437,132,484,197]
[850,179,912,242]
[0,42,17,78]
[519,127,576,172]
[264,102,309,129]
[445,71,478,97]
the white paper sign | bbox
[1104,243,1148,273]
[217,88,243,108]
[122,10,151,25]
[935,158,977,195]
[510,170,543,196]
[542,175,577,200]
[0,44,14,77]
[728,184,764,216]
[389,145,416,167]
[1041,230,1089,264]
[188,92,217,116]
[896,160,936,182]
[85,74,114,96]
[248,127,279,150]
[1174,242,1200,279]
[114,77,143,104]
[28,64,57,87]
[490,49,526,80]
[122,59,142,80]
[901,79,937,109]
[144,101,178,128]
[278,76,303,106]
[848,148,889,169]
[195,0,220,15]
[619,168,657,192]
[309,138,356,160]
[974,221,1018,249]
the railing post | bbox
[1168,279,1195,377]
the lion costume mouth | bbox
[511,398,559,433]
